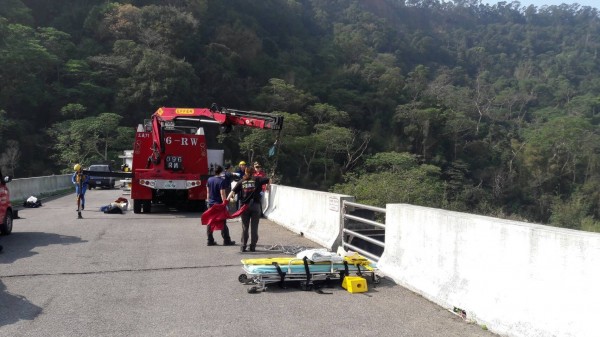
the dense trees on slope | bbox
[1,0,599,231]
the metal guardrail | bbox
[341,200,386,262]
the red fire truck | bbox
[129,104,283,213]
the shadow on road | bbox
[0,232,86,265]
[0,232,86,326]
[0,280,43,327]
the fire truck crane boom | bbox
[150,105,283,164]
[153,106,283,129]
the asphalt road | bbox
[0,188,497,337]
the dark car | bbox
[88,164,115,189]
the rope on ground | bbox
[264,244,309,255]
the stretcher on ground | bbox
[238,251,380,293]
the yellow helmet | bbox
[74,164,82,171]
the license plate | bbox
[165,156,182,170]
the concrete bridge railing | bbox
[8,174,72,202]
[264,184,354,249]
[264,185,596,337]
[376,204,598,337]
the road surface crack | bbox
[0,264,239,279]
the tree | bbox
[305,103,349,125]
[115,46,199,122]
[0,21,59,114]
[60,103,86,119]
[48,113,134,169]
[0,0,33,25]
[333,152,445,208]
[257,78,316,113]
[394,102,445,160]
[0,140,20,177]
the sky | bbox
[480,0,598,8]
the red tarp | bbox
[201,201,248,231]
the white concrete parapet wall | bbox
[264,184,354,250]
[377,204,600,337]
[9,174,72,201]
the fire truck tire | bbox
[1,210,13,235]
[133,200,142,213]
[142,201,151,213]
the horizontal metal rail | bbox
[344,214,386,229]
[344,200,386,213]
[342,242,380,262]
[342,228,385,248]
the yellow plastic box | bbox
[342,276,368,293]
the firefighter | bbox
[234,161,247,210]
[72,164,89,211]
[206,165,236,246]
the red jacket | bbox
[201,201,248,231]
[254,171,267,191]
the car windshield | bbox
[89,165,110,171]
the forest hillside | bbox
[1,0,599,231]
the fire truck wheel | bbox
[133,200,142,213]
[142,201,151,213]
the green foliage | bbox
[306,103,350,125]
[363,152,419,174]
[0,21,59,112]
[0,0,33,25]
[523,116,598,200]
[257,78,316,113]
[580,217,600,233]
[47,113,133,170]
[3,0,600,232]
[60,103,87,119]
[333,152,445,208]
[550,195,588,230]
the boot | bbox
[240,245,247,252]
[249,245,256,252]
[223,240,236,246]
[207,241,217,246]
